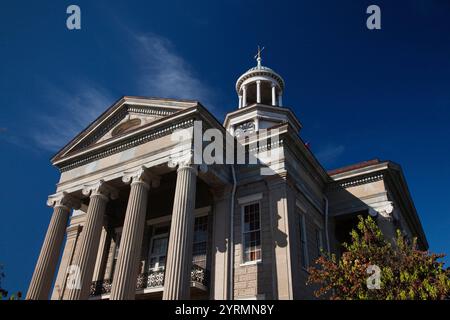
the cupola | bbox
[224,47,301,137]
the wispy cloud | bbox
[134,33,216,110]
[31,83,114,152]
[28,32,216,153]
[315,144,345,166]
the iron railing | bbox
[90,264,208,296]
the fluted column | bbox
[92,222,109,282]
[110,167,159,300]
[163,164,198,300]
[27,193,80,300]
[66,180,117,300]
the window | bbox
[315,228,324,259]
[148,226,169,271]
[192,215,209,268]
[298,214,309,269]
[242,202,261,263]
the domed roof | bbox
[235,62,285,94]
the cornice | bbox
[69,104,180,154]
[327,173,384,191]
[51,96,198,163]
[58,118,195,172]
[223,104,302,131]
[236,67,285,92]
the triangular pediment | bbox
[52,96,199,162]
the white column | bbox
[256,80,261,104]
[238,95,243,109]
[242,85,247,107]
[268,180,294,299]
[27,193,80,300]
[278,93,283,107]
[51,224,81,300]
[271,84,277,106]
[211,187,232,300]
[163,163,198,300]
[92,223,109,282]
[110,168,159,300]
[66,180,118,300]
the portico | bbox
[27,97,232,300]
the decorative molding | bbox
[247,139,283,154]
[73,104,179,152]
[82,180,118,200]
[168,149,208,175]
[329,174,384,190]
[47,192,81,211]
[127,105,176,117]
[235,121,255,137]
[168,148,194,170]
[122,166,160,189]
[146,215,171,226]
[369,201,394,220]
[59,119,195,172]
[74,107,128,151]
[194,206,211,217]
[237,192,263,205]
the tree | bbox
[0,264,8,300]
[0,264,22,300]
[307,215,450,300]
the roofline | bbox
[50,96,201,163]
[328,159,428,249]
[328,159,382,176]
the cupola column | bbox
[242,85,247,107]
[256,80,261,104]
[238,95,243,109]
[271,83,277,106]
[278,93,283,107]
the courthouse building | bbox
[27,53,428,300]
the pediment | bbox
[52,96,199,162]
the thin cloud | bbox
[31,83,114,152]
[315,144,345,166]
[134,33,216,110]
[29,32,217,153]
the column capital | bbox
[178,163,200,175]
[47,192,81,211]
[82,180,118,201]
[122,166,160,189]
[369,202,395,220]
[168,148,209,175]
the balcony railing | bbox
[90,264,208,297]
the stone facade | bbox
[27,56,428,300]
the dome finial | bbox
[254,45,264,68]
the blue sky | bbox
[1,0,450,295]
